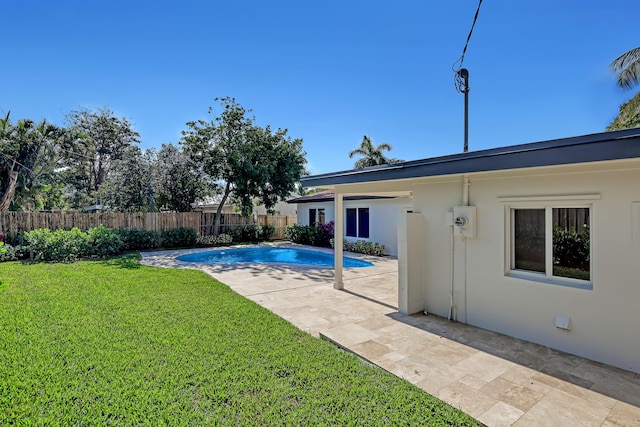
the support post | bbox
[334,192,344,289]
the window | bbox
[510,206,591,285]
[309,208,325,226]
[346,207,369,238]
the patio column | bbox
[334,191,344,289]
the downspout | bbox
[449,175,470,322]
[448,223,455,321]
[463,175,470,324]
[463,175,470,206]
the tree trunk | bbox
[0,169,19,212]
[213,182,231,236]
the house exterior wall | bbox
[295,198,410,256]
[407,161,640,373]
[254,200,298,216]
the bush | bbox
[116,228,161,251]
[315,221,334,247]
[230,224,273,242]
[285,224,317,245]
[88,225,124,257]
[24,228,90,262]
[331,238,386,257]
[160,227,198,248]
[260,224,275,241]
[0,242,25,262]
[196,233,233,246]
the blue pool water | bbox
[176,247,374,268]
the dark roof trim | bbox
[287,193,396,204]
[301,129,640,187]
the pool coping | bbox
[140,241,392,272]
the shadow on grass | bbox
[100,252,141,269]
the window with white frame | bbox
[346,207,369,238]
[309,208,325,227]
[510,206,591,284]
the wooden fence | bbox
[0,212,298,241]
[515,207,590,231]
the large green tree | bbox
[99,146,156,212]
[153,143,212,212]
[63,107,140,208]
[348,135,402,169]
[608,47,640,131]
[0,114,79,211]
[181,97,306,235]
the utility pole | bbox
[458,68,470,153]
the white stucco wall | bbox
[328,159,640,373]
[406,161,640,373]
[295,197,411,256]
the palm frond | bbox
[611,47,640,90]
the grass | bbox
[0,254,481,426]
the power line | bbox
[453,0,483,92]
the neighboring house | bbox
[287,189,411,256]
[301,128,640,374]
[193,196,236,214]
[194,196,296,216]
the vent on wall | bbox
[555,315,571,331]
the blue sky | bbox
[2,1,639,174]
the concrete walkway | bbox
[141,244,640,427]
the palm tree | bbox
[608,47,640,130]
[611,47,640,90]
[348,135,400,169]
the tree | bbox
[154,143,212,212]
[607,92,640,131]
[348,135,402,169]
[611,47,640,91]
[608,47,640,130]
[181,97,306,235]
[63,107,140,208]
[99,146,156,212]
[0,114,79,211]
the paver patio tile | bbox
[455,352,514,383]
[477,401,524,427]
[479,376,547,412]
[602,401,640,427]
[513,389,611,427]
[436,381,498,418]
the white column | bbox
[334,191,344,289]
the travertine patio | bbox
[141,245,640,427]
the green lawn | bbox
[0,255,480,426]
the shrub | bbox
[260,224,275,241]
[230,224,272,242]
[196,233,233,246]
[24,228,90,262]
[117,228,161,251]
[331,238,386,257]
[160,227,198,248]
[285,224,317,245]
[0,241,25,262]
[88,225,124,257]
[315,221,334,247]
[0,243,26,262]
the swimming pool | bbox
[176,247,374,268]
